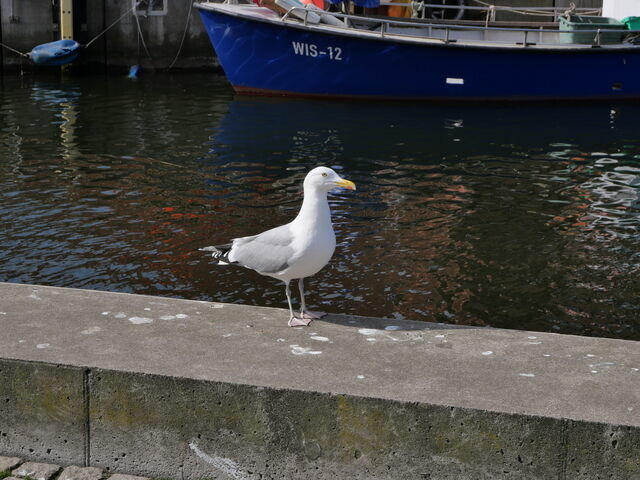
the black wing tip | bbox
[199,245,236,264]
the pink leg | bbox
[296,278,327,322]
[288,316,313,327]
[284,281,313,327]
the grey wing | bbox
[230,224,295,274]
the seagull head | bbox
[304,166,356,193]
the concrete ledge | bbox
[0,282,638,479]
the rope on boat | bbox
[562,2,577,18]
[469,0,601,19]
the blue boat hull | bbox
[197,5,640,100]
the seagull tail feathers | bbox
[199,244,235,265]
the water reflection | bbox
[0,74,638,339]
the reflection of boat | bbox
[211,97,640,159]
[196,1,640,100]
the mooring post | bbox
[59,0,73,72]
[60,0,74,40]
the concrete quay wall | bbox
[0,282,638,479]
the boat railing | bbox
[281,5,638,48]
[409,2,601,22]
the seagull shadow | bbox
[319,312,478,332]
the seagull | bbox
[200,166,356,327]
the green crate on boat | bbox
[559,14,626,45]
[622,16,640,31]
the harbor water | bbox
[1,73,638,340]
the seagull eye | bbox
[321,172,328,177]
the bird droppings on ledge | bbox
[290,345,322,356]
[590,362,615,368]
[358,328,378,336]
[128,317,153,325]
[81,326,102,335]
[310,335,330,342]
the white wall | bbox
[603,0,640,19]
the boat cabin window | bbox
[134,0,167,16]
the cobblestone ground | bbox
[0,457,149,480]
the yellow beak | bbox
[335,178,356,191]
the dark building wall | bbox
[86,0,216,70]
[0,0,216,71]
[0,0,55,68]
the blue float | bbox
[128,65,141,79]
[28,39,82,67]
